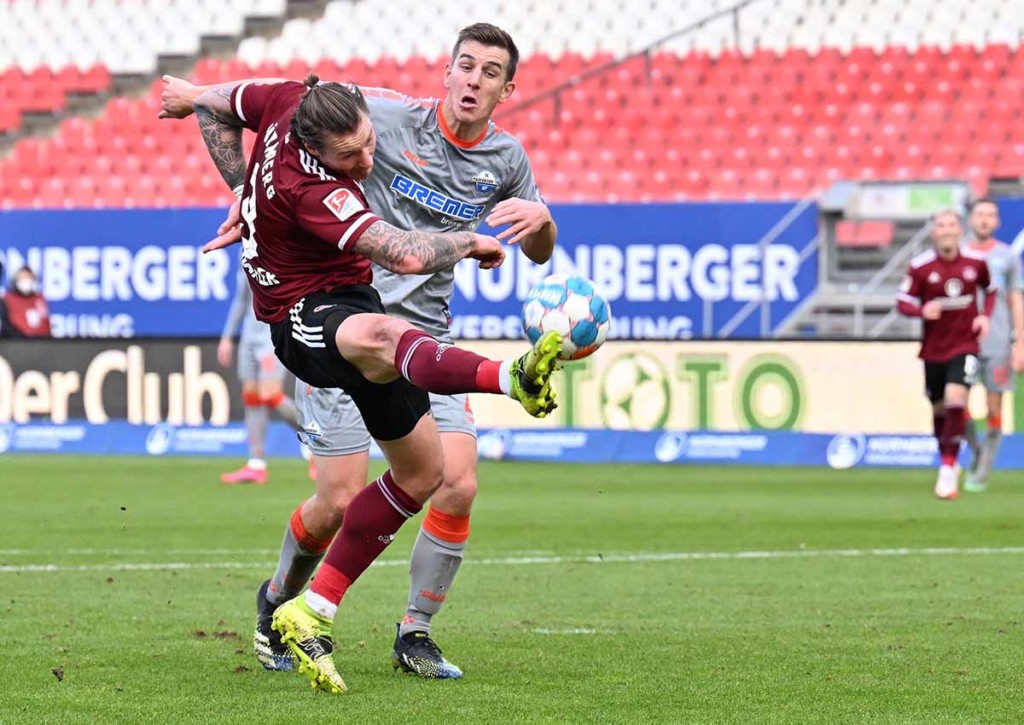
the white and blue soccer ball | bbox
[521,274,611,360]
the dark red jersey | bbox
[229,81,380,323]
[897,247,994,362]
[2,290,50,337]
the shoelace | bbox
[406,634,444,659]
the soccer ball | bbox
[521,274,611,360]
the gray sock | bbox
[963,417,981,471]
[267,519,328,605]
[272,395,300,430]
[400,528,466,636]
[976,427,1003,483]
[245,404,269,459]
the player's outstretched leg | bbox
[359,321,562,419]
[253,579,296,672]
[271,597,346,693]
[392,623,463,679]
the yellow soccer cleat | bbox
[508,330,562,418]
[271,597,347,694]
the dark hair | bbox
[970,196,999,212]
[289,73,369,155]
[453,23,519,82]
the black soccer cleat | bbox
[391,624,463,679]
[253,579,297,672]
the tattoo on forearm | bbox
[195,87,245,192]
[356,225,475,274]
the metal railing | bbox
[713,195,820,338]
[850,221,931,336]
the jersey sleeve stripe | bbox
[337,212,378,250]
[233,81,251,122]
[897,293,920,306]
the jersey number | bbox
[964,354,979,385]
[240,167,259,260]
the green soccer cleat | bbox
[271,597,347,694]
[509,330,562,418]
[963,473,988,493]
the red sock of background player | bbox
[303,470,421,620]
[932,410,945,447]
[395,330,512,395]
[939,404,965,467]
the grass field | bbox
[1,456,1023,725]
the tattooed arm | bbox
[352,220,505,274]
[159,75,287,119]
[193,85,246,193]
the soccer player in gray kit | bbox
[961,198,1024,491]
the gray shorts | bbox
[294,379,476,456]
[237,323,287,383]
[979,353,1015,393]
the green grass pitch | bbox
[1,456,1023,724]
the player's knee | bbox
[318,470,364,517]
[334,314,410,383]
[396,463,445,504]
[302,496,344,536]
[441,470,478,507]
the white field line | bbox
[2,546,1024,574]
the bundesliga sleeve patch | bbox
[323,188,364,222]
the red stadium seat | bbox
[3,44,1024,205]
[835,220,896,247]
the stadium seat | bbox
[4,0,1024,205]
[835,220,897,247]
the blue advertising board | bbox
[0,203,819,339]
[2,420,1023,471]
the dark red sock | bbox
[394,329,502,394]
[932,412,945,440]
[309,470,422,606]
[939,405,965,466]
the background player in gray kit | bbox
[217,264,303,484]
[962,197,1024,491]
[161,23,556,679]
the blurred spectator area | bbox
[0,0,1022,207]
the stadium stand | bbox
[1,0,1023,207]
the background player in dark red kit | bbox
[897,210,996,500]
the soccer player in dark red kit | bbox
[188,75,563,693]
[897,209,996,500]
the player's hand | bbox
[202,199,243,253]
[1013,342,1024,373]
[469,234,506,269]
[921,301,943,320]
[217,337,234,367]
[158,75,201,119]
[485,198,553,245]
[972,314,990,341]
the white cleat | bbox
[934,464,959,500]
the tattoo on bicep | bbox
[355,224,472,274]
[195,90,245,191]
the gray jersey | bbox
[221,264,266,343]
[967,241,1024,356]
[361,88,543,340]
